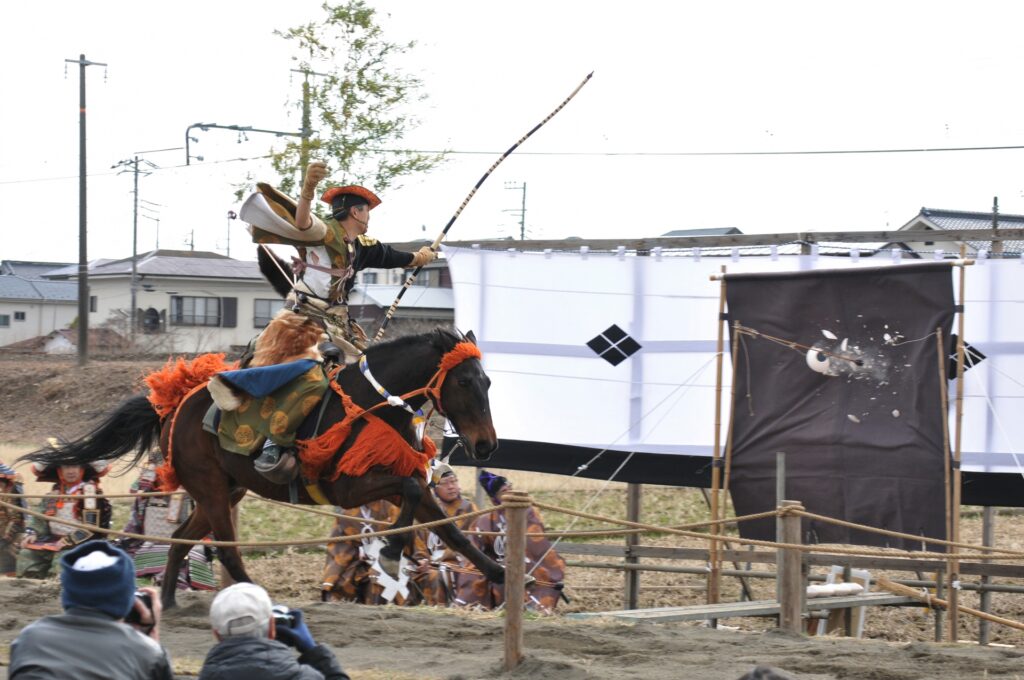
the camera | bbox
[125,590,155,634]
[272,604,294,629]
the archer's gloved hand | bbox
[301,161,328,201]
[275,608,316,653]
[409,246,436,268]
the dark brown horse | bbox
[21,328,504,609]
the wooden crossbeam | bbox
[566,593,916,624]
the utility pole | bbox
[992,196,1003,258]
[112,156,156,344]
[504,181,527,240]
[65,54,106,367]
[290,68,328,185]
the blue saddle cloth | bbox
[216,359,319,398]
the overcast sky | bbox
[4,1,1024,264]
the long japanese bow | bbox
[373,71,594,341]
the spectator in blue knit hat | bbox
[8,540,173,679]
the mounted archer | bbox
[228,162,437,481]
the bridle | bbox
[355,341,483,424]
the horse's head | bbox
[433,330,497,461]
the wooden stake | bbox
[624,483,642,609]
[777,500,805,634]
[503,490,530,671]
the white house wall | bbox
[87,276,283,353]
[0,300,77,346]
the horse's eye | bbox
[457,378,470,387]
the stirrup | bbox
[254,445,299,484]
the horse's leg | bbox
[378,476,423,578]
[205,491,253,588]
[412,483,506,583]
[161,505,212,610]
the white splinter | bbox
[822,329,838,340]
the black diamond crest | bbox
[588,324,642,366]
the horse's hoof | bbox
[378,554,401,579]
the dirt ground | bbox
[3,356,1024,679]
[2,577,1024,680]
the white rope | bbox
[524,353,720,577]
[961,351,1024,482]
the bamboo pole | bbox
[935,328,952,551]
[708,266,728,607]
[721,322,742,502]
[777,500,805,634]
[878,577,1024,633]
[949,252,968,642]
[503,490,530,671]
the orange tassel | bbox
[145,354,236,418]
[329,414,436,480]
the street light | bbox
[226,210,238,257]
[185,122,309,165]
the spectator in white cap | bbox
[199,582,349,680]
[8,540,173,679]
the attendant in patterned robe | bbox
[0,461,27,576]
[117,459,216,591]
[321,499,410,604]
[409,464,478,606]
[16,463,112,579]
[453,471,567,614]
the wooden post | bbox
[979,506,995,645]
[623,483,642,610]
[503,490,530,671]
[474,468,488,510]
[775,452,786,556]
[777,500,805,634]
[934,567,945,643]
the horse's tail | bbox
[20,353,235,475]
[19,395,161,471]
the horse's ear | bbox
[465,330,477,345]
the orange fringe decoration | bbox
[328,414,437,481]
[144,353,237,418]
[297,387,360,479]
[155,382,210,492]
[143,353,236,490]
[440,342,482,373]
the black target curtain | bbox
[724,263,955,550]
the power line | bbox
[0,154,273,185]
[370,142,1024,157]
[7,139,1024,187]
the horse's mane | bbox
[364,328,464,360]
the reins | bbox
[340,340,483,424]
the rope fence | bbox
[3,489,1023,561]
